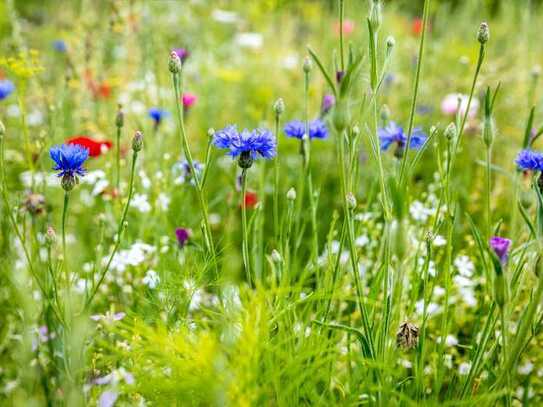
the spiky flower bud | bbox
[238,151,253,169]
[169,51,182,74]
[303,56,312,74]
[115,104,124,128]
[273,98,285,117]
[396,321,419,350]
[287,187,296,201]
[132,130,143,152]
[477,22,489,44]
[444,122,457,141]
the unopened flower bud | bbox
[115,104,124,128]
[45,226,56,245]
[477,22,489,44]
[61,174,76,191]
[303,56,312,74]
[132,130,143,152]
[386,36,395,56]
[287,187,296,201]
[207,128,215,138]
[346,192,357,209]
[0,120,5,136]
[271,249,282,264]
[169,51,182,74]
[369,0,382,32]
[352,125,360,136]
[531,65,541,79]
[444,122,457,141]
[273,98,285,116]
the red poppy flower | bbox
[411,18,431,36]
[66,136,112,157]
[243,191,258,209]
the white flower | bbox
[419,258,436,277]
[433,235,447,247]
[131,194,151,213]
[355,235,370,247]
[410,200,433,222]
[518,361,534,375]
[143,270,160,289]
[6,104,20,117]
[458,362,471,375]
[27,110,44,126]
[282,54,299,70]
[235,33,263,49]
[211,9,239,24]
[437,335,458,347]
[415,300,440,316]
[454,255,474,277]
[82,170,107,185]
[106,242,156,273]
[157,193,170,211]
[92,179,109,196]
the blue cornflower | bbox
[284,119,329,140]
[148,107,169,125]
[213,125,276,168]
[50,144,89,179]
[53,40,67,53]
[516,149,543,171]
[0,79,15,100]
[378,121,427,151]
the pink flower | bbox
[441,93,480,118]
[334,19,355,36]
[182,92,197,110]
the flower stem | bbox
[240,168,252,287]
[115,126,121,191]
[85,149,139,309]
[62,191,70,293]
[273,113,281,243]
[172,71,218,275]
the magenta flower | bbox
[321,94,335,114]
[173,48,190,63]
[182,92,197,110]
[489,236,511,264]
[175,227,191,248]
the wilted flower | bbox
[284,119,329,140]
[397,321,419,350]
[66,136,112,157]
[516,149,543,172]
[0,79,15,100]
[175,228,191,248]
[213,125,276,168]
[379,121,426,151]
[489,236,511,264]
[441,93,479,118]
[23,192,46,215]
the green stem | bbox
[273,113,281,243]
[398,0,431,185]
[241,168,252,287]
[62,191,70,293]
[172,72,218,275]
[116,126,121,191]
[85,150,138,309]
[486,146,492,238]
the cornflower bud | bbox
[132,130,143,152]
[477,22,489,44]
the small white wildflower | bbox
[410,201,433,223]
[458,362,471,375]
[131,193,151,213]
[518,361,534,375]
[454,255,474,277]
[157,193,171,211]
[355,235,369,247]
[433,235,446,247]
[143,270,160,289]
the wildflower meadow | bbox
[2,0,543,405]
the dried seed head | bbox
[396,321,419,350]
[23,192,46,216]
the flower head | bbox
[441,93,479,118]
[322,94,335,114]
[284,119,329,140]
[489,236,511,264]
[213,125,276,167]
[67,136,112,157]
[173,48,190,63]
[175,228,191,248]
[0,79,15,100]
[173,159,203,185]
[182,92,197,109]
[50,144,89,179]
[53,40,67,53]
[148,107,169,125]
[516,149,543,171]
[378,121,426,151]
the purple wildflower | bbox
[173,48,190,63]
[175,228,191,248]
[489,236,511,264]
[516,149,543,172]
[321,94,335,114]
[378,121,427,151]
[284,119,329,140]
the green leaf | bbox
[307,46,337,97]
